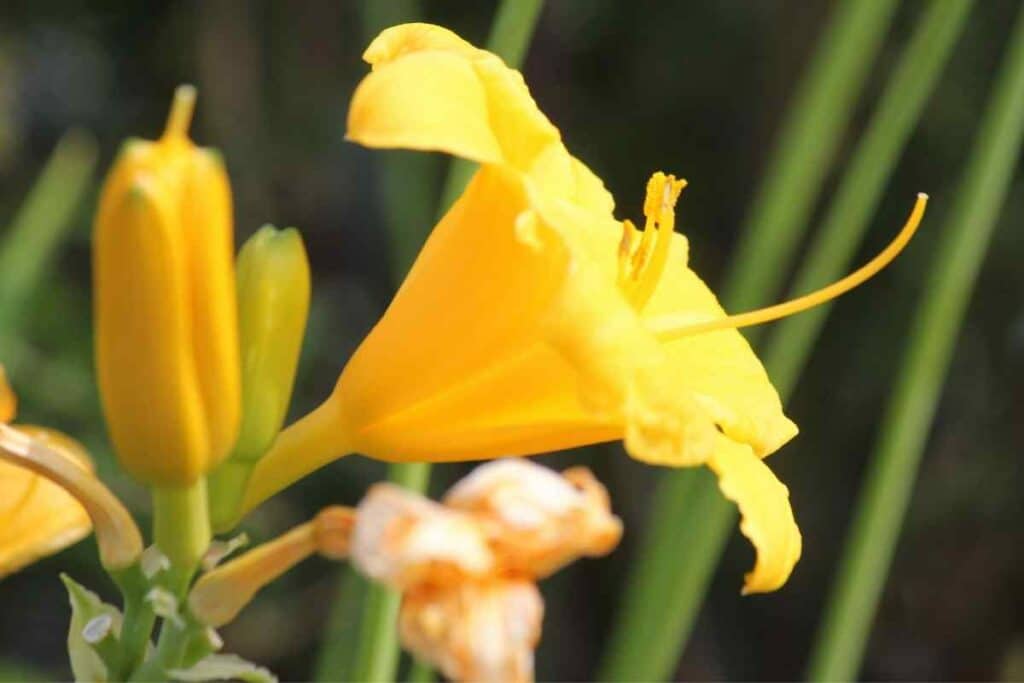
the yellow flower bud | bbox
[208,226,310,530]
[93,86,241,486]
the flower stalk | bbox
[153,480,212,596]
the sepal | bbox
[61,573,123,683]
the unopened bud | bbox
[208,226,310,530]
[94,85,240,486]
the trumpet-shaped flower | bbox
[0,365,92,578]
[243,23,926,593]
[93,85,240,487]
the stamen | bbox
[616,220,639,288]
[619,172,687,308]
[649,193,928,341]
[163,84,197,140]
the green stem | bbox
[313,566,366,681]
[807,5,1024,679]
[407,658,435,683]
[153,479,212,596]
[151,619,193,675]
[111,564,157,679]
[349,462,430,683]
[207,460,252,533]
[351,577,404,683]
[599,468,733,681]
[346,2,546,681]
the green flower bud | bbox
[233,226,311,460]
[209,225,310,530]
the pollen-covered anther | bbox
[618,172,687,308]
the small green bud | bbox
[208,225,311,531]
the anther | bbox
[623,173,687,308]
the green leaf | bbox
[167,654,277,683]
[61,574,122,683]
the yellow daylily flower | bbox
[0,366,92,578]
[93,85,241,487]
[243,23,925,593]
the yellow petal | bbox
[0,365,16,423]
[0,428,93,579]
[94,90,241,487]
[525,144,616,216]
[348,49,504,165]
[180,148,241,469]
[349,23,560,172]
[529,188,720,467]
[94,175,209,485]
[706,435,801,594]
[363,22,478,64]
[643,234,798,457]
[242,167,619,512]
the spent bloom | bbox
[239,23,926,594]
[190,460,616,683]
[350,459,622,683]
[0,365,142,576]
[0,365,92,577]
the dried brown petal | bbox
[400,579,543,683]
[351,483,494,589]
[443,459,623,578]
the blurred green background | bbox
[1,1,1023,680]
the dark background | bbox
[1,1,1023,680]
